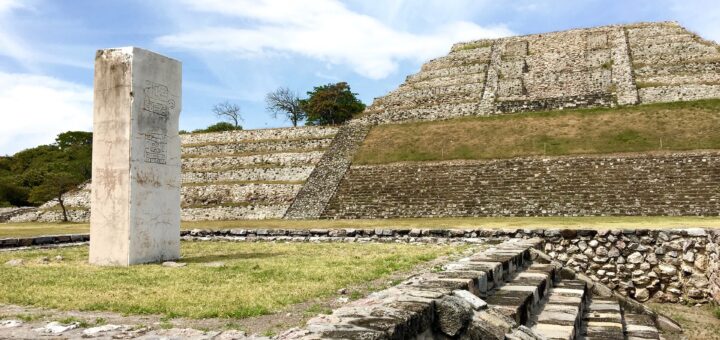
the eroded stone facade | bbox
[354,21,720,125]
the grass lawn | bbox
[0,242,460,319]
[2,216,720,238]
[649,303,720,340]
[355,99,720,164]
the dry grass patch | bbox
[0,242,460,319]
[649,303,720,340]
[355,99,720,164]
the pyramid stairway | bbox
[282,239,671,339]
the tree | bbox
[28,172,84,222]
[265,87,306,127]
[0,131,93,209]
[55,131,92,149]
[212,101,243,128]
[300,82,365,126]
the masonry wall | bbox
[9,126,339,222]
[322,152,720,219]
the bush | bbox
[192,122,242,133]
[301,82,365,126]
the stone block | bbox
[90,47,181,266]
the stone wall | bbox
[541,228,720,304]
[322,152,720,218]
[354,21,720,125]
[10,126,338,222]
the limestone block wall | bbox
[10,126,337,222]
[322,152,720,219]
[354,21,719,125]
[627,23,720,104]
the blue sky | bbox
[0,0,718,155]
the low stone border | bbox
[0,234,88,249]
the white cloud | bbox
[0,72,92,155]
[157,0,512,79]
[0,0,25,13]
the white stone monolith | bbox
[90,47,181,266]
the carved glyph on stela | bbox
[141,80,178,165]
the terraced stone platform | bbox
[8,126,338,222]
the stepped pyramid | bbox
[355,21,720,125]
[7,126,339,222]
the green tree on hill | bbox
[0,131,93,209]
[28,171,85,222]
[300,82,365,126]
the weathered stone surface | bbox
[90,47,182,266]
[4,259,23,267]
[435,295,474,336]
[452,290,487,311]
[323,153,720,219]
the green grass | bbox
[354,99,720,165]
[0,242,457,319]
[649,303,720,340]
[2,216,720,238]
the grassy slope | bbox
[355,99,720,164]
[649,303,720,340]
[2,216,720,238]
[0,242,459,318]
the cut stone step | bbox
[582,298,624,340]
[485,263,556,325]
[530,279,587,340]
[625,313,660,340]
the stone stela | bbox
[90,47,182,266]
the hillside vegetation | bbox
[354,99,720,164]
[0,131,91,207]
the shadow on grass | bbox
[181,252,284,264]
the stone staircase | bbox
[284,124,371,219]
[280,239,673,339]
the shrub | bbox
[193,122,242,133]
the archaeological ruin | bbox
[2,21,720,339]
